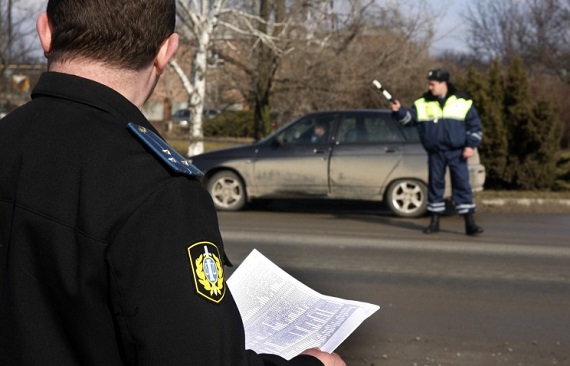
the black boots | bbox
[423,212,484,235]
[464,213,484,236]
[423,213,440,234]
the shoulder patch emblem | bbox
[187,241,225,303]
[127,123,203,177]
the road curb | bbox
[477,198,570,213]
[481,198,570,207]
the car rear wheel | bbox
[207,171,246,211]
[386,179,428,218]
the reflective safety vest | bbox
[415,95,473,123]
[411,95,478,151]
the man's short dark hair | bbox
[427,68,450,82]
[46,0,176,70]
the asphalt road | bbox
[217,201,570,366]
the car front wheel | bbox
[386,179,428,218]
[207,171,247,211]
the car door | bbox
[251,113,338,197]
[329,111,405,199]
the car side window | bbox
[397,123,421,142]
[339,114,396,143]
[279,115,333,145]
[337,117,357,143]
[366,117,397,142]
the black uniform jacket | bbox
[0,72,322,366]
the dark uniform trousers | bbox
[427,149,475,215]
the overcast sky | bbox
[426,0,471,55]
[22,0,470,59]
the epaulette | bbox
[128,123,204,177]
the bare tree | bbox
[171,0,437,153]
[1,0,42,64]
[216,0,358,138]
[523,0,570,82]
[270,0,437,118]
[172,0,350,153]
[1,0,43,112]
[465,0,570,83]
[172,0,300,153]
[214,0,384,129]
[171,0,227,156]
[465,0,527,62]
[464,0,570,148]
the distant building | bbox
[0,42,248,124]
[144,40,249,124]
[0,64,46,114]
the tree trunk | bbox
[187,32,209,157]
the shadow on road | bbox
[242,199,471,235]
[247,198,394,215]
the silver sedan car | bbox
[189,110,486,217]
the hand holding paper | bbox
[227,249,380,360]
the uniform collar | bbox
[423,82,458,103]
[31,71,154,131]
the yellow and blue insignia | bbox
[127,123,203,177]
[187,241,225,303]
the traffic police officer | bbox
[390,68,484,235]
[0,1,345,365]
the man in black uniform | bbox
[0,1,345,365]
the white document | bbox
[227,249,380,360]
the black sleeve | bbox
[107,177,323,366]
[254,352,324,366]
